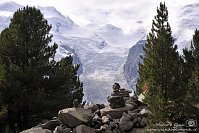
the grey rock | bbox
[58,108,94,128]
[128,112,138,120]
[136,117,142,126]
[75,125,96,133]
[112,83,120,92]
[53,125,71,133]
[101,124,111,131]
[111,91,120,96]
[120,112,131,122]
[128,109,142,114]
[112,128,121,133]
[109,122,117,129]
[102,116,109,124]
[131,96,139,102]
[92,114,102,122]
[100,104,134,119]
[94,109,101,116]
[85,103,99,113]
[140,117,147,127]
[93,123,101,129]
[132,117,138,124]
[119,120,134,132]
[107,96,125,109]
[20,127,52,133]
[41,119,61,131]
[113,119,120,124]
[119,88,131,97]
[126,96,139,107]
[119,113,134,132]
[106,114,113,121]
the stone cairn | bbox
[107,83,132,108]
[20,83,149,133]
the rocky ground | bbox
[20,83,150,133]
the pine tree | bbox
[0,6,83,130]
[136,2,186,126]
[183,30,199,112]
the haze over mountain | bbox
[0,1,198,103]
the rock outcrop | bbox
[20,83,148,133]
[58,108,94,128]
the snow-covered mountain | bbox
[124,40,146,89]
[124,3,199,90]
[0,1,198,103]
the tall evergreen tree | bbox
[183,29,199,111]
[0,6,83,131]
[136,2,185,126]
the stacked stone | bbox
[108,83,132,109]
[119,88,132,102]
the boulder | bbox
[20,127,51,133]
[119,113,134,132]
[120,112,131,122]
[53,125,71,133]
[107,96,125,109]
[119,121,134,132]
[58,108,94,128]
[74,125,96,133]
[100,104,134,119]
[41,119,61,131]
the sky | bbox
[0,0,199,33]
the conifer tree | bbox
[0,6,83,130]
[183,30,199,111]
[136,2,185,126]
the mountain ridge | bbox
[0,1,199,103]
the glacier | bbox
[0,1,199,103]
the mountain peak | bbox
[0,1,22,12]
[98,24,122,34]
[182,3,199,9]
